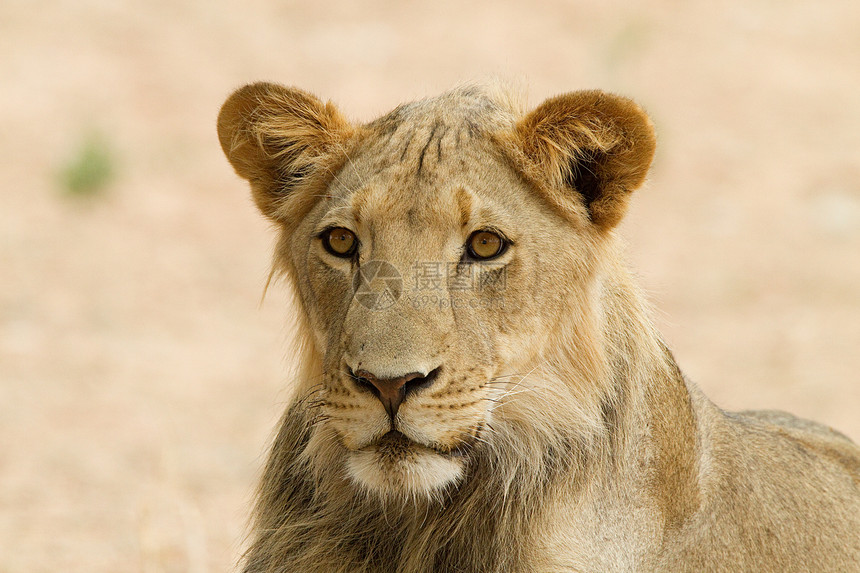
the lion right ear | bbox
[512,90,656,230]
[217,82,353,219]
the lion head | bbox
[217,83,655,502]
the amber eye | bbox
[322,227,358,258]
[467,230,506,260]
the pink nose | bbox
[351,368,439,419]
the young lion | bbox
[217,83,860,572]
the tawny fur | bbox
[217,83,860,573]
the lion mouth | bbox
[376,430,414,454]
[374,430,475,459]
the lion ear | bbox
[217,82,353,219]
[514,90,656,229]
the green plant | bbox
[59,132,115,197]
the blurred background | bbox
[1,0,858,571]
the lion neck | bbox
[588,259,702,530]
[513,252,701,534]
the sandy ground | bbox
[1,1,858,571]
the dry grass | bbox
[1,1,858,571]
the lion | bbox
[217,82,860,573]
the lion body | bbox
[218,84,860,572]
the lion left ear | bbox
[217,82,353,220]
[513,90,656,230]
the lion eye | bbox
[467,230,506,260]
[322,227,358,257]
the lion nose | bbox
[350,367,441,420]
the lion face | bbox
[218,84,655,499]
[293,131,590,496]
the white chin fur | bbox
[347,448,464,498]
